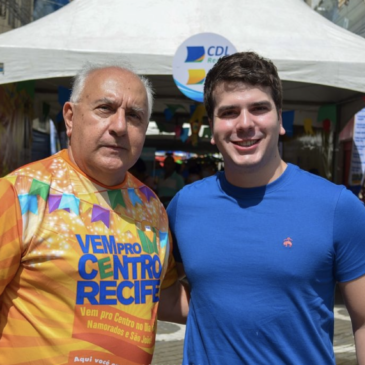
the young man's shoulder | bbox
[289,164,344,191]
[167,174,219,211]
[288,164,362,209]
[179,173,219,195]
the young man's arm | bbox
[339,275,365,364]
[158,273,190,324]
[159,195,190,324]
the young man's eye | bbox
[251,105,271,113]
[219,110,238,118]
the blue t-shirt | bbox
[167,164,365,365]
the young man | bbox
[167,52,365,364]
[0,63,188,365]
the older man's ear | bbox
[63,102,74,139]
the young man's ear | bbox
[278,110,286,136]
[63,102,74,139]
[208,119,215,145]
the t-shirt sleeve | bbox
[160,231,178,289]
[0,178,22,296]
[334,187,365,282]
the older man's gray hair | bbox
[69,62,154,119]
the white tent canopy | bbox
[1,0,365,87]
[0,0,364,123]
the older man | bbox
[0,63,188,365]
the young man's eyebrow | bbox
[216,100,272,111]
[216,105,237,113]
[249,101,272,108]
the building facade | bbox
[305,0,365,37]
[305,0,365,192]
[0,1,33,34]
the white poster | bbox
[349,108,365,185]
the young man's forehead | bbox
[213,80,271,95]
[211,81,279,115]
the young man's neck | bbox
[224,160,287,188]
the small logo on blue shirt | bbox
[283,237,293,248]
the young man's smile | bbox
[210,81,286,187]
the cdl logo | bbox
[173,33,237,102]
[185,47,205,62]
[185,46,230,63]
[207,46,230,57]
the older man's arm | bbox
[339,275,365,364]
[158,263,190,324]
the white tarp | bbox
[1,0,365,95]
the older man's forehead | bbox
[88,66,135,78]
[85,67,142,88]
[82,68,147,105]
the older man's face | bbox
[63,67,149,186]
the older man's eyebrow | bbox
[91,97,115,106]
[127,105,146,115]
[91,99,145,113]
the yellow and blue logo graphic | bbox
[173,33,237,102]
[185,46,205,63]
[187,69,206,85]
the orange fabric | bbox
[0,150,177,364]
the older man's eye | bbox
[129,112,139,118]
[98,105,112,111]
[127,110,144,123]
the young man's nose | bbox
[236,110,254,130]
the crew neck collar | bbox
[218,163,296,198]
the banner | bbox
[349,108,365,185]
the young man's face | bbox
[63,67,149,186]
[210,81,285,187]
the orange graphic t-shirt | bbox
[0,150,177,365]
